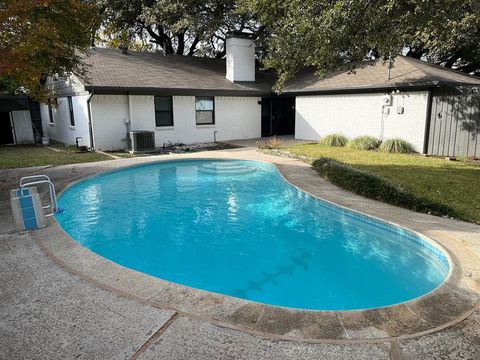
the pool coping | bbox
[32,151,480,343]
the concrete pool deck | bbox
[1,145,480,359]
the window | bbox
[195,96,214,125]
[48,103,54,124]
[154,96,174,127]
[67,96,75,126]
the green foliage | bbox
[319,134,348,147]
[0,0,100,102]
[286,143,480,223]
[311,157,454,218]
[240,0,480,88]
[379,138,414,154]
[0,145,110,170]
[346,136,381,150]
[0,76,22,96]
[101,0,263,57]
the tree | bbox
[241,0,480,89]
[0,0,99,102]
[99,0,263,58]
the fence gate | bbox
[427,86,480,158]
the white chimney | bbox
[226,33,255,82]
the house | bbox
[0,96,42,145]
[282,57,480,156]
[40,33,275,151]
[40,33,480,157]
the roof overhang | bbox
[84,86,272,97]
[281,81,480,96]
[0,96,30,112]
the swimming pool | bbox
[56,159,450,310]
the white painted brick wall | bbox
[40,95,91,147]
[91,95,261,150]
[295,91,429,152]
[40,74,92,147]
[91,95,129,150]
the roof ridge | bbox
[394,56,431,79]
[399,55,480,81]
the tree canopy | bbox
[0,0,99,102]
[99,0,263,57]
[2,0,479,100]
[241,0,480,88]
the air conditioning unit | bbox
[382,94,392,106]
[129,131,155,152]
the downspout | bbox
[422,88,433,154]
[87,90,95,149]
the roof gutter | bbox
[84,85,272,97]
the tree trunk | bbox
[176,31,185,55]
[187,36,200,56]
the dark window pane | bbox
[196,111,214,125]
[155,111,173,127]
[68,97,75,126]
[154,96,173,127]
[48,103,54,123]
[155,96,172,111]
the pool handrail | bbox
[19,175,58,217]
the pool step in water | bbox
[199,162,257,176]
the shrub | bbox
[378,138,414,153]
[346,136,381,150]
[312,157,453,216]
[256,135,282,149]
[319,134,348,147]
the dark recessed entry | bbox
[0,112,14,145]
[261,97,295,137]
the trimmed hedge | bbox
[346,136,381,150]
[312,157,453,217]
[319,134,348,147]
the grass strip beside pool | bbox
[286,144,480,224]
[0,145,111,169]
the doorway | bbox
[0,112,14,144]
[261,97,295,137]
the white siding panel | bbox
[11,110,34,144]
[91,95,129,150]
[295,91,429,152]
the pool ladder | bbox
[19,175,61,217]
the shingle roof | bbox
[78,47,274,96]
[282,56,480,94]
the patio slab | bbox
[0,232,176,360]
[138,316,392,360]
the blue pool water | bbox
[56,159,449,310]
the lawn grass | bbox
[286,144,480,224]
[0,145,112,170]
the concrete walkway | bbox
[1,145,480,359]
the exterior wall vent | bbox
[129,130,155,152]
